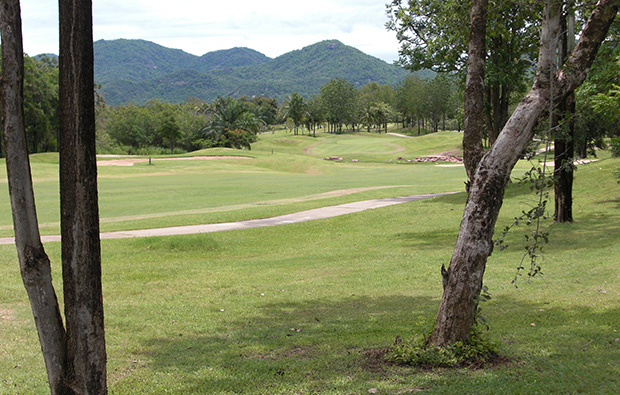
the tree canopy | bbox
[387,0,540,144]
[0,52,59,156]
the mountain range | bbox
[92,39,424,106]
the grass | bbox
[0,131,466,237]
[1,129,620,394]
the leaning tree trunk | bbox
[58,0,107,393]
[430,0,618,346]
[462,0,488,182]
[0,2,70,393]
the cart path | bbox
[0,192,460,245]
[0,185,419,231]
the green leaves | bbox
[202,97,262,150]
[320,78,358,132]
[386,326,498,368]
[101,99,208,154]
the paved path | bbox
[0,192,460,245]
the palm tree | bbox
[284,92,305,135]
[202,97,264,149]
[359,103,376,133]
[372,102,395,133]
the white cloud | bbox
[15,0,400,63]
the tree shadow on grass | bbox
[546,207,620,251]
[117,289,620,394]
[592,195,620,208]
[464,293,620,394]
[393,228,459,250]
[123,295,438,394]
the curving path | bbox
[0,192,460,245]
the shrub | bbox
[386,328,498,368]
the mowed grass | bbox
[0,131,466,237]
[1,129,620,394]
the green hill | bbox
[94,39,199,84]
[93,39,417,105]
[197,47,271,71]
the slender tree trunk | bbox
[58,0,107,393]
[0,3,71,394]
[499,85,510,134]
[430,0,618,346]
[553,88,575,223]
[553,106,574,223]
[490,85,511,147]
[462,0,488,182]
[554,3,576,223]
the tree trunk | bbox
[487,85,511,147]
[554,114,574,223]
[0,2,72,394]
[553,88,575,223]
[430,0,618,346]
[554,4,576,223]
[58,0,107,393]
[462,0,488,181]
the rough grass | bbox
[1,129,619,394]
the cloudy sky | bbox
[18,0,402,63]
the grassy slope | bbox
[1,130,619,394]
[0,131,466,237]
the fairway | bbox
[0,131,467,238]
[2,130,620,394]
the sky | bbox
[18,0,402,63]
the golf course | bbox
[1,129,619,394]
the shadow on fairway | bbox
[125,292,620,394]
[131,295,438,393]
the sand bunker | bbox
[97,156,252,166]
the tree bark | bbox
[0,2,71,394]
[58,0,107,393]
[489,85,511,147]
[430,0,618,346]
[462,0,488,181]
[553,116,574,223]
[554,3,576,223]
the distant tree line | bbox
[2,46,618,157]
[283,76,459,137]
[94,75,461,153]
[96,95,278,154]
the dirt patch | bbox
[361,346,513,374]
[361,347,392,373]
[108,359,144,387]
[389,143,407,153]
[303,143,319,155]
[0,308,15,322]
[97,156,252,167]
